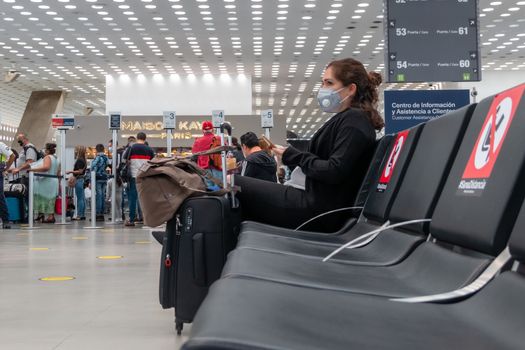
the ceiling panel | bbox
[0,0,523,137]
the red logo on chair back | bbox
[458,83,525,196]
[377,130,409,192]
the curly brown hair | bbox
[326,58,384,130]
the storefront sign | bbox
[67,115,286,149]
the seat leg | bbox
[175,319,183,335]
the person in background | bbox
[191,121,222,180]
[123,132,154,227]
[67,146,87,221]
[234,58,382,232]
[108,139,114,154]
[0,142,16,228]
[239,132,277,183]
[231,137,245,162]
[10,133,39,182]
[120,136,136,163]
[28,143,60,224]
[9,133,40,223]
[91,144,109,222]
[6,150,19,183]
[118,136,136,222]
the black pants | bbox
[0,176,9,221]
[234,175,316,229]
[19,176,29,222]
[234,176,353,232]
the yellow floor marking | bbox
[39,276,75,281]
[30,247,49,251]
[97,255,123,260]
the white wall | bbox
[105,74,252,116]
[457,71,525,101]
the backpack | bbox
[23,144,45,161]
[94,155,108,180]
[117,161,131,183]
[11,148,19,161]
[209,136,223,170]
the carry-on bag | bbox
[6,196,22,222]
[158,122,242,335]
[4,183,27,197]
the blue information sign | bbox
[384,89,470,134]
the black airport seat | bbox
[237,103,476,266]
[221,85,525,297]
[184,260,523,350]
[238,133,394,238]
[184,83,525,350]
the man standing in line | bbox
[118,136,136,222]
[91,144,109,222]
[0,142,16,229]
[191,121,222,180]
[123,132,154,227]
[10,133,40,180]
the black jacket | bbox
[282,108,376,210]
[242,150,277,183]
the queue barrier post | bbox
[167,129,173,157]
[55,129,70,225]
[84,170,103,229]
[106,128,120,226]
[21,171,39,230]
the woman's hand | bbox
[272,146,287,157]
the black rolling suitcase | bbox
[158,122,242,335]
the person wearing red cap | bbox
[192,121,222,180]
